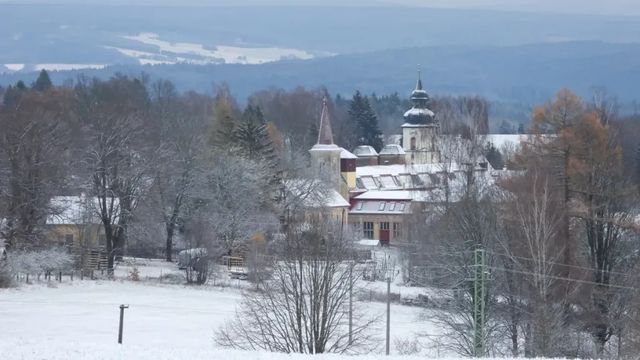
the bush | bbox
[394,337,421,355]
[7,248,73,275]
[129,266,140,281]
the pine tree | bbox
[485,143,504,170]
[348,91,383,151]
[234,105,276,162]
[305,122,318,150]
[210,95,237,149]
[32,69,52,92]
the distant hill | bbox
[1,3,640,62]
[2,41,639,112]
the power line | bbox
[405,248,640,283]
[485,249,638,280]
[485,265,640,292]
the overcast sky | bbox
[1,0,639,16]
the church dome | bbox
[403,70,436,125]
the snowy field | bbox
[0,259,560,359]
[0,259,441,359]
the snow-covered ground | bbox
[118,32,315,65]
[0,259,457,359]
[0,258,570,359]
[2,63,107,73]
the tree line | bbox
[0,70,485,265]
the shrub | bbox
[8,248,73,276]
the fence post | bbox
[58,271,62,283]
[386,276,391,356]
[118,305,129,344]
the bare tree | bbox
[149,82,210,261]
[77,76,153,272]
[216,215,377,354]
[0,87,73,249]
[497,171,567,357]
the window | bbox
[378,202,386,211]
[379,175,399,188]
[388,202,396,211]
[410,137,417,150]
[399,203,406,211]
[356,201,364,210]
[380,222,390,231]
[393,223,402,239]
[363,222,374,239]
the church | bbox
[309,71,496,246]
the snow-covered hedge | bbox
[6,248,73,275]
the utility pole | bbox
[473,248,487,357]
[118,304,129,344]
[386,276,391,355]
[348,262,353,345]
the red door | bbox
[380,229,390,246]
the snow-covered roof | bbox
[325,189,350,208]
[354,190,413,201]
[309,143,341,152]
[357,239,380,247]
[403,107,435,119]
[379,144,406,156]
[284,179,349,209]
[483,134,534,150]
[339,147,358,159]
[353,145,378,157]
[46,196,112,225]
[356,164,451,177]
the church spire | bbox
[317,97,334,145]
[404,66,435,124]
[415,65,423,91]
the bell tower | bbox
[402,68,440,164]
[309,98,342,190]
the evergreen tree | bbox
[32,69,52,92]
[305,122,318,151]
[348,91,383,151]
[210,95,237,149]
[485,143,504,170]
[234,105,276,162]
[517,123,526,134]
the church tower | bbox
[309,98,342,190]
[402,69,440,164]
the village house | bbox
[309,71,504,246]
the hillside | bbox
[1,41,639,109]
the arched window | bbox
[410,137,417,150]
